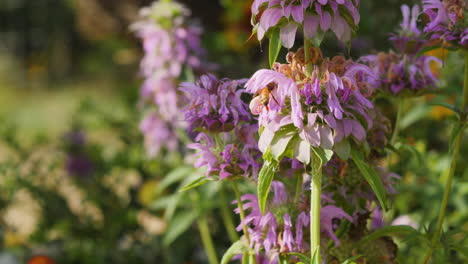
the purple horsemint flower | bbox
[140,112,178,157]
[183,74,262,180]
[235,181,352,263]
[246,48,375,154]
[390,5,429,55]
[180,74,251,133]
[422,0,467,47]
[133,1,213,156]
[251,0,360,48]
[360,50,441,96]
[133,0,206,82]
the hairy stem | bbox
[233,181,250,244]
[294,172,304,204]
[421,51,468,264]
[220,186,240,242]
[310,167,322,262]
[233,181,258,264]
[304,37,313,76]
[197,215,219,264]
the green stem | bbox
[304,37,313,76]
[390,98,405,146]
[220,186,240,242]
[294,173,303,204]
[232,181,250,244]
[310,166,322,262]
[420,51,468,264]
[197,215,219,264]
[233,181,258,264]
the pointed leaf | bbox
[334,139,351,160]
[179,176,211,192]
[257,160,278,214]
[341,255,363,264]
[358,225,421,247]
[287,253,311,263]
[163,210,198,246]
[159,166,194,191]
[269,28,282,68]
[221,240,247,264]
[351,149,388,211]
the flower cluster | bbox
[181,74,261,180]
[390,5,427,55]
[133,0,208,156]
[360,51,441,96]
[247,48,375,153]
[236,181,352,263]
[252,0,360,47]
[359,4,442,96]
[422,0,468,47]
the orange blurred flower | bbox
[27,256,56,264]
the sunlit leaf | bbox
[358,225,421,246]
[221,240,247,264]
[351,149,388,210]
[179,176,212,192]
[269,28,282,68]
[257,160,278,214]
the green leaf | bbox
[429,102,461,116]
[358,225,421,246]
[312,147,333,164]
[257,160,278,214]
[269,28,282,68]
[221,240,247,264]
[150,193,179,210]
[179,176,211,192]
[350,149,388,211]
[311,30,325,47]
[270,128,296,161]
[158,166,194,191]
[163,210,198,246]
[341,255,363,264]
[278,255,289,264]
[334,139,351,160]
[287,253,311,263]
[163,193,182,220]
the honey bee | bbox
[249,82,280,115]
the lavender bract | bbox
[390,5,428,55]
[182,74,262,180]
[422,0,467,47]
[360,50,441,96]
[246,48,375,155]
[252,0,360,48]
